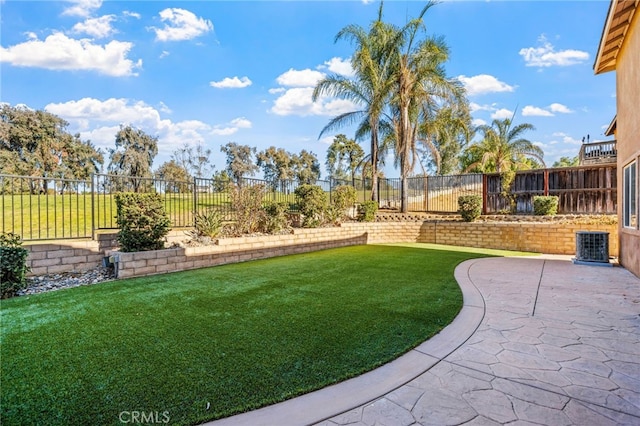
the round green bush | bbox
[458,195,482,222]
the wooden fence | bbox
[484,164,617,214]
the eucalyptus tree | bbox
[313,3,395,202]
[0,104,103,190]
[108,125,158,192]
[171,143,213,179]
[463,116,544,174]
[155,160,190,193]
[257,146,296,188]
[385,2,467,212]
[326,134,365,185]
[293,150,321,185]
[220,142,259,184]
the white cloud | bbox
[522,103,573,117]
[519,35,589,67]
[268,88,285,94]
[210,76,252,89]
[211,127,237,136]
[469,102,495,113]
[270,87,357,117]
[46,98,162,129]
[276,68,325,87]
[123,11,141,19]
[0,32,141,77]
[43,97,248,156]
[158,102,172,114]
[152,8,213,42]
[472,118,487,127]
[549,103,573,113]
[72,15,116,39]
[552,132,582,145]
[522,105,553,117]
[230,117,252,128]
[457,74,515,96]
[159,50,170,59]
[211,117,252,135]
[319,57,354,77]
[491,108,513,120]
[62,0,102,17]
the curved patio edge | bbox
[205,258,487,426]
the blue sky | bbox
[0,0,617,178]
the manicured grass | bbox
[1,244,515,425]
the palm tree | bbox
[418,105,473,176]
[313,3,395,202]
[464,115,545,174]
[385,2,467,212]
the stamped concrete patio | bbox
[209,255,640,426]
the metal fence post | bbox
[91,173,96,240]
[192,176,198,226]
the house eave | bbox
[594,0,639,75]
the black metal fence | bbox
[1,166,618,241]
[378,175,483,212]
[0,174,93,240]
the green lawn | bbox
[0,244,527,425]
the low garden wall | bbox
[24,216,618,278]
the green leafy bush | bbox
[533,195,559,216]
[331,185,357,221]
[115,193,171,252]
[1,232,30,298]
[229,183,266,235]
[358,201,378,222]
[261,201,291,234]
[295,184,328,227]
[332,185,357,211]
[458,195,482,222]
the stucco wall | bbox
[616,7,640,277]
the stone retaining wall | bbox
[24,219,618,278]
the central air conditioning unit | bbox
[574,231,611,266]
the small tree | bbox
[115,193,171,252]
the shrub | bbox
[295,184,328,227]
[358,201,378,222]
[229,183,266,235]
[332,185,357,211]
[261,201,291,234]
[458,195,482,222]
[115,193,171,252]
[1,232,30,298]
[187,208,224,243]
[331,185,357,222]
[533,195,559,216]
